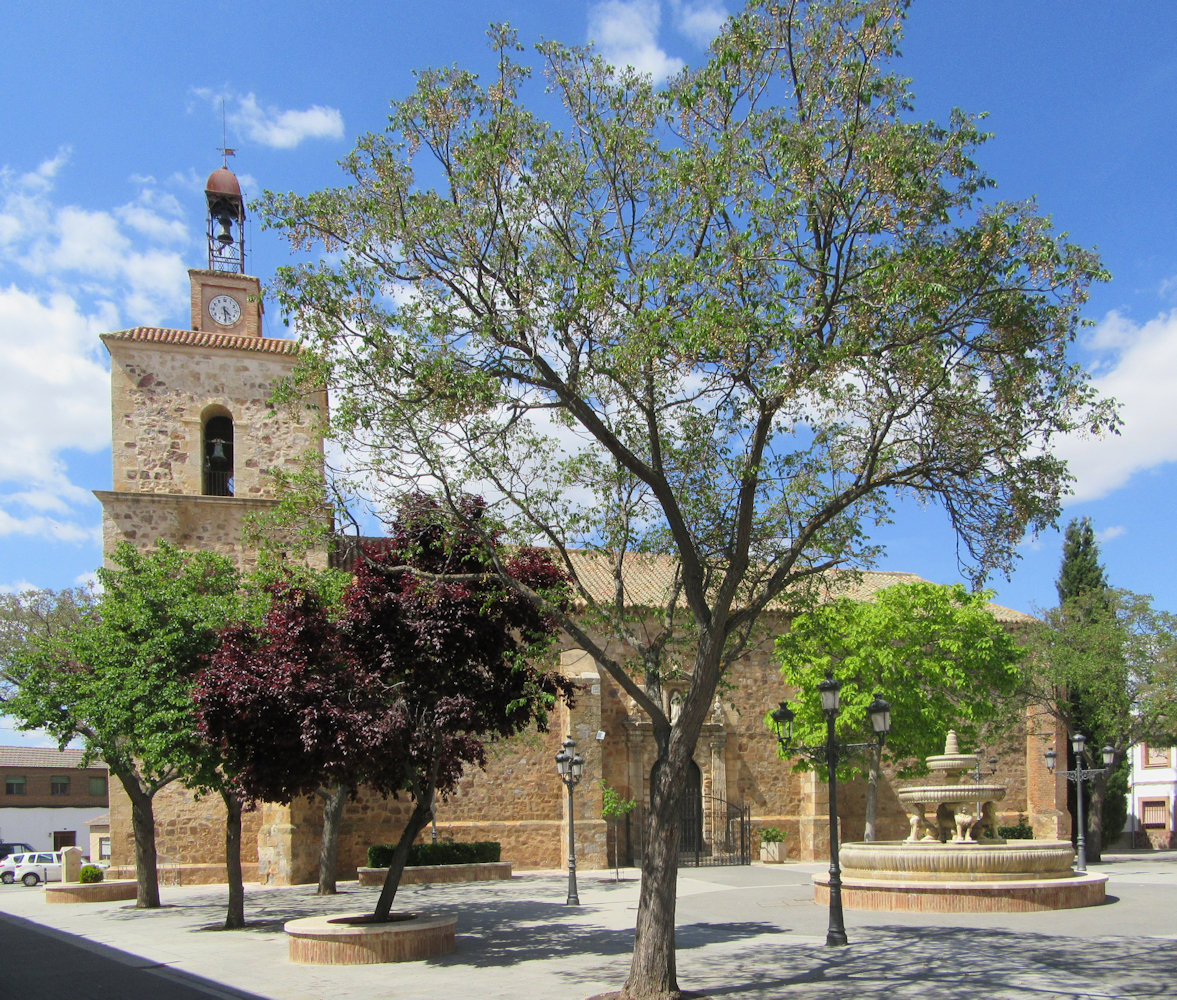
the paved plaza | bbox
[1,853,1174,1000]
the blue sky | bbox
[2,1,1175,632]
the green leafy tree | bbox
[1024,588,1177,859]
[258,4,1114,995]
[775,582,1023,839]
[601,780,637,881]
[1,542,240,909]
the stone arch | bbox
[201,404,234,496]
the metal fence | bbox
[627,794,751,868]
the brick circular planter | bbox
[45,880,139,904]
[285,912,456,965]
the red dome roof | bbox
[205,166,242,200]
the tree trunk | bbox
[317,782,350,895]
[118,771,160,908]
[1086,772,1107,863]
[863,743,881,842]
[222,789,245,929]
[622,750,683,1000]
[373,788,434,921]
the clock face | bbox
[208,294,242,327]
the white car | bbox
[0,853,31,884]
[14,852,63,887]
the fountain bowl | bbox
[816,839,1107,912]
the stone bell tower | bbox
[94,161,327,570]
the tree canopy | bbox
[775,581,1023,837]
[2,542,240,908]
[258,3,1114,995]
[1057,517,1109,604]
[196,494,575,919]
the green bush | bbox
[79,864,104,884]
[367,841,501,869]
[760,827,786,843]
[997,823,1034,840]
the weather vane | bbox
[217,98,236,166]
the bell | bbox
[209,439,228,463]
[216,215,234,245]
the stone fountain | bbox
[813,732,1107,912]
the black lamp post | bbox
[1045,733,1115,873]
[772,674,891,947]
[555,735,585,905]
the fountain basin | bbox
[840,839,1074,881]
[820,840,1106,912]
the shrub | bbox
[997,823,1034,840]
[761,827,786,843]
[79,864,104,884]
[367,841,501,869]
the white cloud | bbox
[589,1,685,84]
[1097,525,1126,543]
[2,154,190,327]
[670,0,729,46]
[1055,309,1177,503]
[193,88,344,151]
[0,580,38,595]
[0,152,201,553]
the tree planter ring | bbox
[45,880,139,904]
[285,912,456,964]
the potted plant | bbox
[760,827,787,863]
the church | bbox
[96,164,1068,884]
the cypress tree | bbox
[1056,517,1108,603]
[1054,517,1122,858]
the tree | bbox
[1056,517,1108,604]
[1052,516,1120,859]
[196,494,575,920]
[602,780,638,881]
[774,582,1023,839]
[259,4,1114,995]
[1024,588,1177,858]
[2,542,240,908]
[196,573,397,898]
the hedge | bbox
[367,841,502,869]
[997,823,1034,840]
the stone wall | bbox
[108,777,262,873]
[104,339,323,499]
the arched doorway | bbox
[651,759,703,854]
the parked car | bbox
[0,842,35,861]
[14,852,63,887]
[0,853,31,884]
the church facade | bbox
[98,166,1069,884]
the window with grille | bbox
[1141,799,1170,829]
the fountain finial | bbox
[944,731,960,755]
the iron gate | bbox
[627,794,751,868]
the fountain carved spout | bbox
[895,732,1007,843]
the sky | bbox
[2,1,1176,656]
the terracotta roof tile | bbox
[102,327,301,356]
[333,539,1032,623]
[0,746,107,770]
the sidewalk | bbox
[1,853,1175,999]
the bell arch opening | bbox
[201,408,234,496]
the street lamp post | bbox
[555,735,585,905]
[1045,733,1115,873]
[771,674,891,947]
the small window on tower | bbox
[202,414,234,496]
